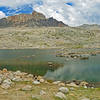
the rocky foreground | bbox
[0,68,100,100]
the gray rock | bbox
[55,92,66,99]
[59,87,69,94]
[22,85,32,91]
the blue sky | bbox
[0,0,100,26]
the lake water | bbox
[0,49,100,82]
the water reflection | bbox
[45,55,100,82]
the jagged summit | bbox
[0,11,67,27]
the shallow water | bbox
[0,49,100,82]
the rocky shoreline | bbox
[0,68,100,100]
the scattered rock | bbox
[66,82,79,87]
[32,95,39,100]
[53,81,61,85]
[1,83,11,89]
[80,81,88,87]
[81,98,90,100]
[59,87,69,94]
[3,79,12,85]
[27,74,33,78]
[22,85,32,91]
[0,91,8,95]
[1,79,13,89]
[70,87,74,91]
[14,70,22,76]
[0,78,2,84]
[84,86,88,89]
[40,90,46,95]
[12,76,22,82]
[58,83,66,87]
[3,68,8,73]
[33,80,40,85]
[39,79,45,83]
[55,92,66,99]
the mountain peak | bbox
[32,11,46,20]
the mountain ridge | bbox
[0,11,67,27]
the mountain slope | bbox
[78,24,100,30]
[0,11,67,27]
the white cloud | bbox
[0,11,6,19]
[0,0,100,26]
[34,0,100,26]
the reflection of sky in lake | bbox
[45,55,100,82]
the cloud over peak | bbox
[0,11,6,19]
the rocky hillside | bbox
[0,11,66,27]
[0,27,100,49]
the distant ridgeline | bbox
[0,11,67,27]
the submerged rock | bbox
[59,87,69,94]
[55,92,66,99]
